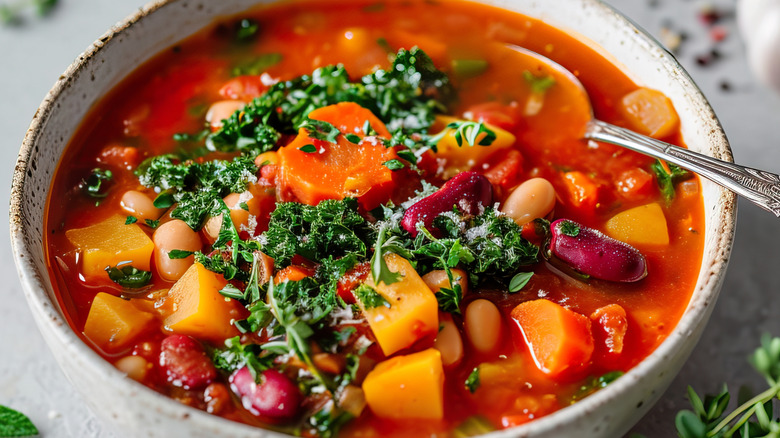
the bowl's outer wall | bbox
[10,0,735,437]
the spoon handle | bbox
[586,119,780,217]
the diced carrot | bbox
[65,215,155,281]
[163,263,246,342]
[433,115,516,179]
[277,102,398,210]
[362,254,439,356]
[605,202,669,246]
[561,171,599,214]
[510,299,594,378]
[362,348,445,420]
[615,168,655,200]
[83,292,155,352]
[590,304,628,357]
[274,265,314,283]
[619,87,680,139]
[219,75,271,101]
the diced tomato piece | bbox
[615,168,655,200]
[482,149,524,195]
[464,101,521,131]
[590,304,628,358]
[336,262,371,304]
[97,145,140,169]
[159,334,217,390]
[219,75,272,101]
[274,265,315,283]
[561,171,600,214]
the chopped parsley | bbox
[125,216,138,225]
[523,70,556,94]
[559,220,580,237]
[80,168,113,198]
[651,159,691,203]
[353,283,390,309]
[465,367,481,393]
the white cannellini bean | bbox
[434,314,464,367]
[500,178,556,226]
[153,219,202,281]
[115,355,150,382]
[206,100,245,130]
[203,191,260,241]
[465,299,502,354]
[120,190,164,221]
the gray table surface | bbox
[1,0,778,436]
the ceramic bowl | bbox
[10,0,736,436]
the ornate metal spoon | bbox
[508,45,780,217]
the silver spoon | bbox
[507,45,780,217]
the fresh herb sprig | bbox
[673,335,780,438]
[651,159,691,203]
[0,405,38,437]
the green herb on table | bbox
[0,0,57,26]
[672,334,780,438]
[0,405,38,437]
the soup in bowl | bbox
[11,0,735,437]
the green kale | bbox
[135,155,258,229]
[261,198,375,269]
[211,336,275,381]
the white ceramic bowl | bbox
[10,0,736,437]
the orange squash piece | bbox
[362,253,439,356]
[510,299,594,378]
[83,292,155,352]
[432,115,515,178]
[65,215,154,281]
[277,102,398,210]
[163,262,245,342]
[562,171,599,214]
[619,87,680,139]
[362,348,445,420]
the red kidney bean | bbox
[159,334,217,390]
[401,171,493,236]
[549,219,647,282]
[230,367,302,420]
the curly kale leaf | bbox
[261,198,375,268]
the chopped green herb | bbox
[370,225,402,286]
[125,216,138,225]
[376,37,392,53]
[0,405,38,437]
[232,52,282,77]
[153,191,175,209]
[167,249,194,260]
[560,220,580,237]
[234,18,260,42]
[345,133,361,144]
[309,404,353,438]
[173,129,209,143]
[144,219,160,229]
[523,70,556,94]
[651,159,691,203]
[353,283,390,309]
[452,416,495,437]
[452,59,489,79]
[435,286,462,314]
[508,272,533,293]
[382,159,405,170]
[572,371,624,401]
[104,264,153,289]
[239,202,249,211]
[429,121,496,148]
[212,336,274,380]
[299,144,318,153]
[80,168,113,198]
[465,366,481,393]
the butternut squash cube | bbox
[363,254,439,356]
[65,215,154,281]
[83,292,155,352]
[362,348,444,420]
[163,263,243,342]
[605,202,669,246]
[433,116,515,178]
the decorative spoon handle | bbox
[586,119,780,217]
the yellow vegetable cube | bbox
[605,203,669,246]
[363,254,439,356]
[83,292,155,352]
[619,88,680,139]
[362,348,444,420]
[433,116,515,178]
[164,263,243,342]
[65,215,154,280]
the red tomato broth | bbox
[44,0,704,435]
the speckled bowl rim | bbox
[10,0,736,437]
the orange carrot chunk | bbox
[561,171,599,214]
[510,299,594,378]
[277,102,397,210]
[619,87,680,139]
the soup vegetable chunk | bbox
[45,0,705,436]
